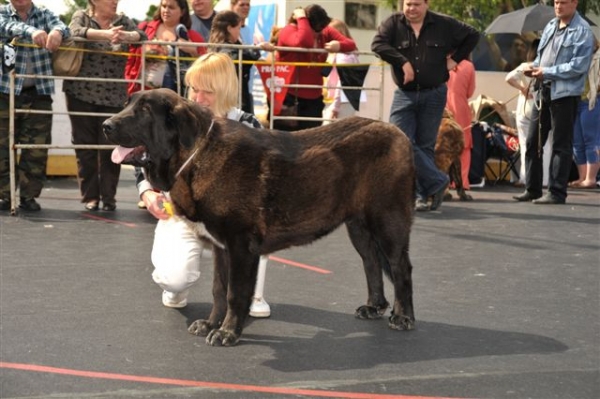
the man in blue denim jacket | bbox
[513,0,594,205]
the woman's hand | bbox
[324,40,340,53]
[258,41,275,52]
[114,27,140,44]
[292,7,306,20]
[145,42,167,56]
[141,190,170,220]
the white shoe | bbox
[162,290,189,308]
[249,297,271,318]
[470,178,486,188]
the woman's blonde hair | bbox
[184,53,239,117]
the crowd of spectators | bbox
[1,0,597,215]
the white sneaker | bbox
[162,290,189,308]
[470,178,486,188]
[249,297,271,318]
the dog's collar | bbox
[174,119,215,179]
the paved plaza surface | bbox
[1,172,598,399]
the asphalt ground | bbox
[1,171,598,399]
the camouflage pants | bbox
[0,89,52,200]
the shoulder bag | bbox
[52,39,84,77]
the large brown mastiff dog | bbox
[103,88,416,347]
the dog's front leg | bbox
[188,247,229,337]
[206,244,258,347]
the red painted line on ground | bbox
[81,213,137,228]
[0,362,456,399]
[268,255,333,274]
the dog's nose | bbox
[102,119,114,136]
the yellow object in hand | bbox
[162,201,174,217]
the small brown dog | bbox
[435,109,473,201]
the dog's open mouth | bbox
[111,145,148,166]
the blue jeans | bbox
[573,100,600,165]
[389,86,449,199]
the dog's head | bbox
[103,88,214,191]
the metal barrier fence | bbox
[5,39,386,215]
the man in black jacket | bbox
[372,0,479,212]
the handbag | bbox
[52,37,84,77]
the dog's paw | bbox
[458,192,473,201]
[443,192,453,202]
[205,328,240,347]
[388,313,415,331]
[188,319,212,336]
[355,305,386,320]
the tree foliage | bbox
[383,0,599,32]
[60,0,86,23]
[57,0,155,24]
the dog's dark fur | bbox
[435,109,473,201]
[103,89,416,347]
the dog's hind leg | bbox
[188,247,229,337]
[346,219,390,320]
[387,245,415,331]
[450,159,473,201]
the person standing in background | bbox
[570,41,600,189]
[231,0,252,45]
[505,39,553,187]
[136,53,271,318]
[231,0,257,113]
[209,11,262,114]
[371,0,479,212]
[513,0,594,205]
[65,0,146,212]
[0,0,69,212]
[446,57,476,192]
[190,0,217,41]
[124,0,205,96]
[322,18,360,123]
[276,5,356,131]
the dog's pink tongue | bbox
[111,146,135,164]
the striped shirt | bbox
[0,3,69,95]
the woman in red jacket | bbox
[276,5,356,130]
[124,0,206,96]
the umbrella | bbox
[485,4,556,35]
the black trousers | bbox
[525,86,579,201]
[66,94,122,204]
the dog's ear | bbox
[169,99,213,149]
